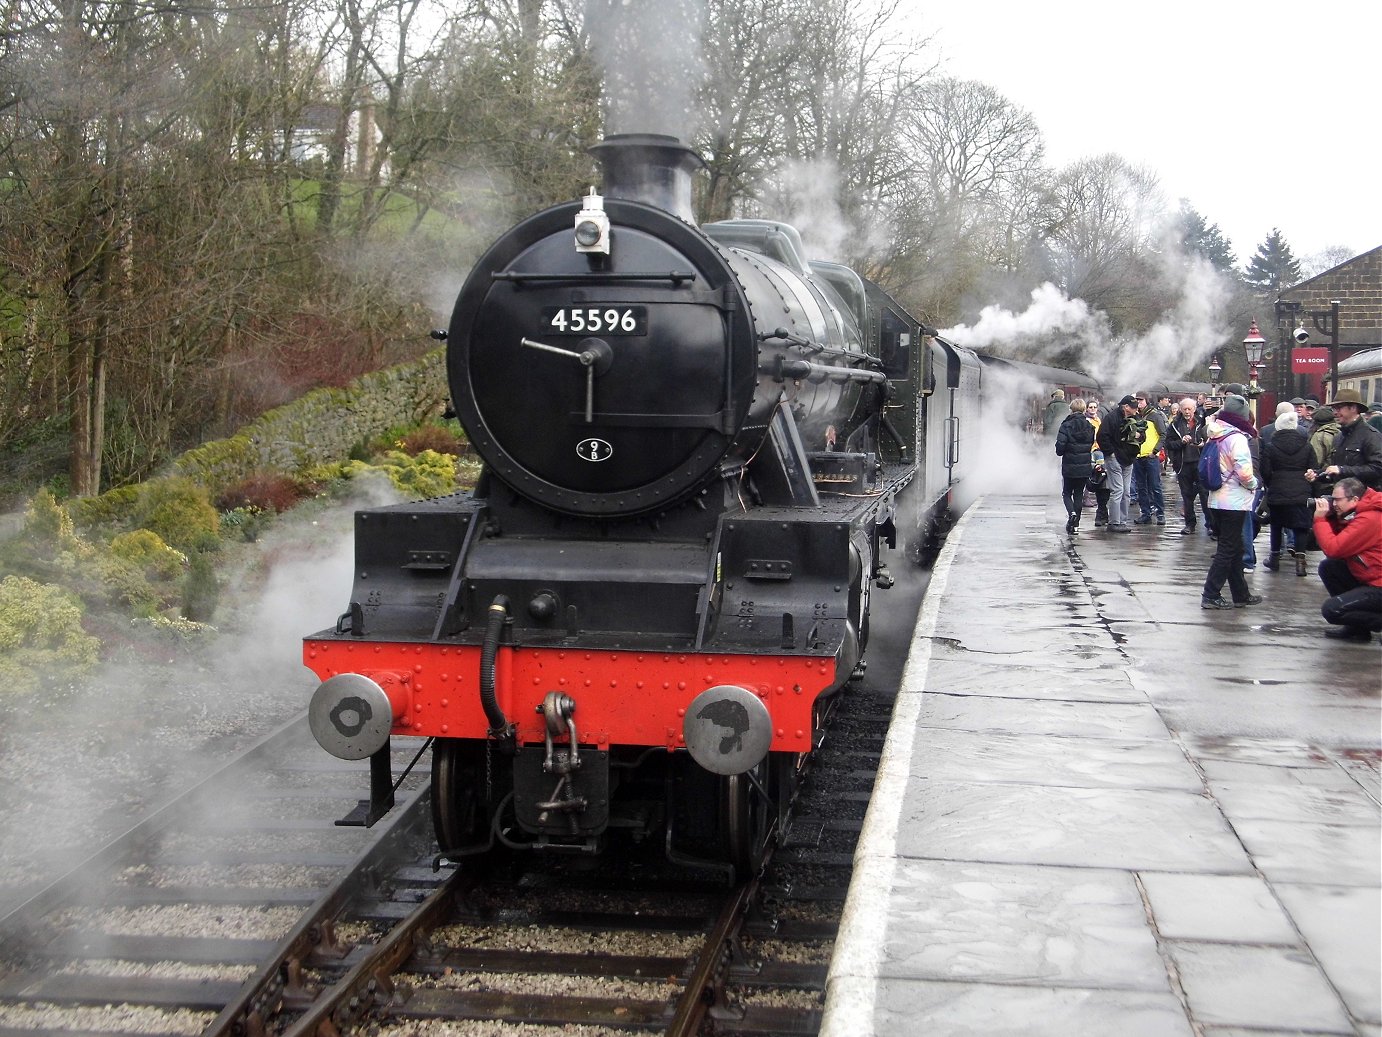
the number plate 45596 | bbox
[543,306,647,335]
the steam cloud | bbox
[942,255,1235,397]
[585,0,707,140]
[0,480,402,895]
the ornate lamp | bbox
[1242,320,1268,422]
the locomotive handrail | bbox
[760,327,884,369]
[492,270,698,286]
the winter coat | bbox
[1136,407,1168,459]
[1260,428,1314,505]
[1043,398,1068,436]
[1096,407,1142,466]
[1204,417,1258,511]
[1164,413,1205,474]
[1313,487,1382,587]
[1309,419,1340,469]
[1328,417,1382,491]
[1055,413,1095,480]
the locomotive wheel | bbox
[722,761,772,880]
[430,739,489,853]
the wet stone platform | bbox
[821,494,1380,1037]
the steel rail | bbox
[666,876,758,1037]
[203,780,435,1037]
[276,861,475,1037]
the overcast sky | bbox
[915,0,1379,268]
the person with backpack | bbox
[1308,406,1341,478]
[1095,395,1143,533]
[1164,397,1208,534]
[1200,393,1264,610]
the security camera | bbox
[1293,326,1310,344]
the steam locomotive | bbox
[303,134,980,879]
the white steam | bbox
[0,480,403,891]
[942,254,1235,395]
[585,0,707,140]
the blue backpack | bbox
[1198,436,1225,490]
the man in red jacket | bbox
[1311,477,1382,641]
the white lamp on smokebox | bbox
[1242,320,1267,423]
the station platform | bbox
[821,494,1381,1037]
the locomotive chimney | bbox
[589,133,703,223]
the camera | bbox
[1293,326,1310,344]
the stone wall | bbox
[1278,245,1382,349]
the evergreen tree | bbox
[1170,201,1237,272]
[1243,229,1303,296]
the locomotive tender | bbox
[304,134,980,878]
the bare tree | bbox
[888,77,1047,316]
[1044,153,1165,330]
[690,0,796,222]
[765,0,931,269]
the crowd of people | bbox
[1049,385,1382,642]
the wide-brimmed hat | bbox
[1326,388,1367,408]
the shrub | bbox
[133,478,221,553]
[109,529,188,582]
[182,551,220,622]
[456,454,483,488]
[219,506,272,543]
[92,553,166,617]
[23,489,88,554]
[67,484,141,531]
[349,449,459,500]
[130,614,215,642]
[396,423,467,457]
[215,472,307,513]
[0,575,102,695]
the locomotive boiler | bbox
[304,134,976,878]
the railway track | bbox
[0,677,894,1037]
[0,715,438,1037]
[283,681,893,1037]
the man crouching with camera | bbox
[1311,477,1382,642]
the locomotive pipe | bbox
[881,412,908,453]
[763,357,887,385]
[481,596,516,744]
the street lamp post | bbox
[1243,320,1267,424]
[1208,354,1222,398]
